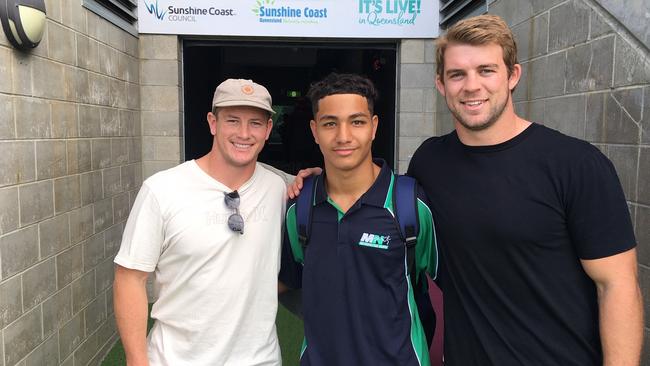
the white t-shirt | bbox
[115,160,287,366]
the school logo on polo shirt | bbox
[358,233,390,249]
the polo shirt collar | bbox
[313,158,393,208]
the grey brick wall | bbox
[396,39,437,173]
[139,35,183,180]
[0,0,140,364]
[484,0,650,362]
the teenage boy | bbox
[114,79,286,365]
[279,73,438,366]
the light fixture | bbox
[0,0,47,51]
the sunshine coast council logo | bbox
[144,0,166,20]
[144,0,235,22]
[252,0,328,24]
[358,233,390,250]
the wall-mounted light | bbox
[0,0,47,51]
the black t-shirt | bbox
[407,123,636,366]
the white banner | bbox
[138,0,439,38]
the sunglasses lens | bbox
[228,213,244,234]
[225,191,240,209]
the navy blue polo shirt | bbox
[279,159,438,366]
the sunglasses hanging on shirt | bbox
[224,191,244,234]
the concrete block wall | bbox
[139,35,183,180]
[0,0,141,364]
[396,39,437,173]
[484,0,650,362]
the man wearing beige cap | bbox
[113,79,286,365]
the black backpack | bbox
[293,174,436,346]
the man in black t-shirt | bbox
[406,14,642,365]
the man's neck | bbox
[195,151,255,190]
[456,109,531,146]
[324,159,380,213]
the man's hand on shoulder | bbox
[288,167,322,199]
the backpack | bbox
[294,174,436,347]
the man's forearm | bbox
[114,266,151,366]
[598,280,643,366]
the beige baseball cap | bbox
[212,78,275,114]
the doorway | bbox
[183,40,398,174]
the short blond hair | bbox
[436,14,518,80]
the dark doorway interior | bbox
[183,40,397,174]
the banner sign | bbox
[138,0,439,38]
